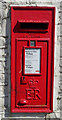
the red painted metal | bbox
[11,7,55,113]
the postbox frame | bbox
[11,7,55,113]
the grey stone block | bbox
[1,118,60,120]
[60,58,62,66]
[0,2,2,23]
[59,12,62,24]
[60,111,62,119]
[60,99,62,110]
[2,0,27,3]
[2,19,6,37]
[46,118,60,120]
[0,37,7,47]
[46,113,57,118]
[60,74,62,81]
[2,9,9,20]
[60,82,62,89]
[60,25,62,35]
[0,71,9,86]
[57,25,60,36]
[60,37,62,43]
[60,1,62,7]
[60,48,62,57]
[2,118,45,120]
[60,66,62,72]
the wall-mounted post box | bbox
[11,7,55,113]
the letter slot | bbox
[17,20,49,32]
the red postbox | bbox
[11,7,55,113]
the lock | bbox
[11,7,55,113]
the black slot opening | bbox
[20,23,48,30]
[13,22,49,33]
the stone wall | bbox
[0,0,61,120]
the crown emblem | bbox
[28,79,39,89]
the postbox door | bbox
[15,38,48,108]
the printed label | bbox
[25,48,40,74]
